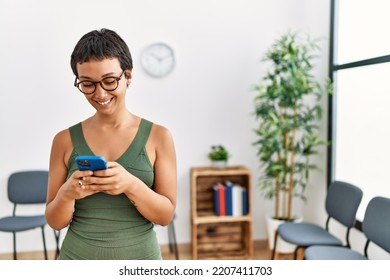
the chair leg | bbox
[168,224,173,253]
[168,220,179,260]
[54,230,61,259]
[293,247,300,260]
[12,232,17,260]
[41,226,48,260]
[271,230,278,260]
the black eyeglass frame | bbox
[74,70,126,95]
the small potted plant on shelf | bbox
[208,145,230,169]
[251,31,332,253]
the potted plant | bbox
[252,31,332,252]
[208,145,230,169]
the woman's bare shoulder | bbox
[50,127,74,155]
[53,127,71,143]
[150,122,174,142]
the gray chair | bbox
[0,170,49,260]
[304,196,390,259]
[271,181,363,259]
[168,213,179,259]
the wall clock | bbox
[141,43,175,78]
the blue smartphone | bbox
[75,156,108,171]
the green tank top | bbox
[59,118,162,260]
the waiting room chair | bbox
[168,213,179,259]
[271,181,363,259]
[0,170,49,260]
[304,196,390,259]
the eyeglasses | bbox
[74,70,125,95]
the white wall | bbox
[0,0,331,255]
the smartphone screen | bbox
[75,156,108,171]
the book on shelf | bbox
[242,187,248,215]
[213,184,220,216]
[232,183,243,216]
[225,181,234,216]
[213,183,226,216]
[213,181,248,216]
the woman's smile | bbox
[94,97,113,106]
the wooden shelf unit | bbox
[191,166,253,260]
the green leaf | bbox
[251,30,333,219]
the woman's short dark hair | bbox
[70,28,133,77]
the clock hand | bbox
[149,53,161,61]
[159,54,173,61]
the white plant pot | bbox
[265,213,303,254]
[211,160,227,169]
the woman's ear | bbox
[125,70,132,86]
[125,69,132,79]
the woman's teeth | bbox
[97,99,111,105]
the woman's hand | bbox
[80,162,135,195]
[60,170,98,200]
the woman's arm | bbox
[45,130,95,230]
[125,124,177,225]
[141,125,177,225]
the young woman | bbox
[45,28,177,260]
